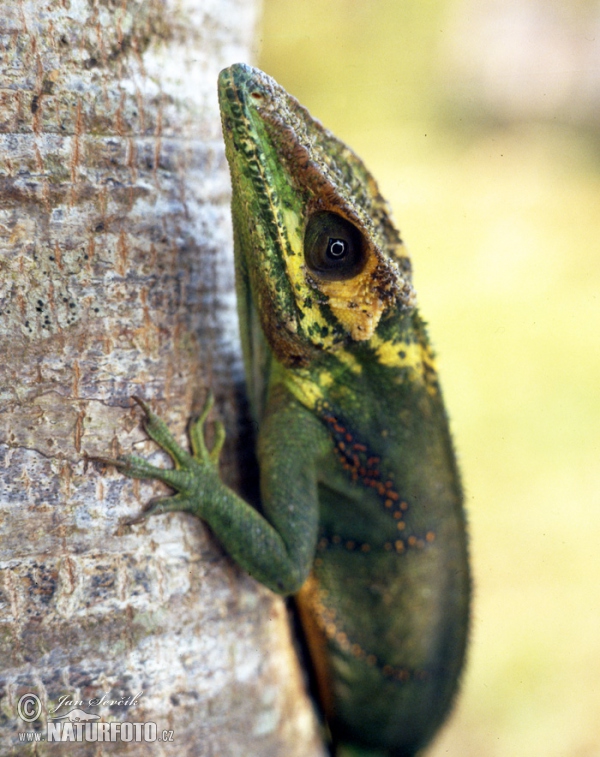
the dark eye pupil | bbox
[304,212,366,281]
[327,238,347,259]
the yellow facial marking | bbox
[371,335,423,370]
[283,369,325,411]
[334,348,362,374]
[281,361,357,413]
[280,207,338,348]
[279,207,402,345]
[317,255,386,340]
[370,333,438,394]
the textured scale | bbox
[221,64,470,756]
[105,64,470,757]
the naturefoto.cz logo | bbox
[17,692,174,744]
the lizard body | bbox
[103,64,470,757]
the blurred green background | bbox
[257,1,600,755]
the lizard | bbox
[97,63,470,757]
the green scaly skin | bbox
[100,65,470,757]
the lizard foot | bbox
[91,393,225,524]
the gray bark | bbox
[0,1,325,755]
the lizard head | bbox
[218,64,415,368]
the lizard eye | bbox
[304,212,366,280]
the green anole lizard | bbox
[98,64,470,757]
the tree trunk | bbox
[0,1,325,755]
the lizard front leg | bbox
[94,389,327,595]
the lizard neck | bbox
[272,305,440,420]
